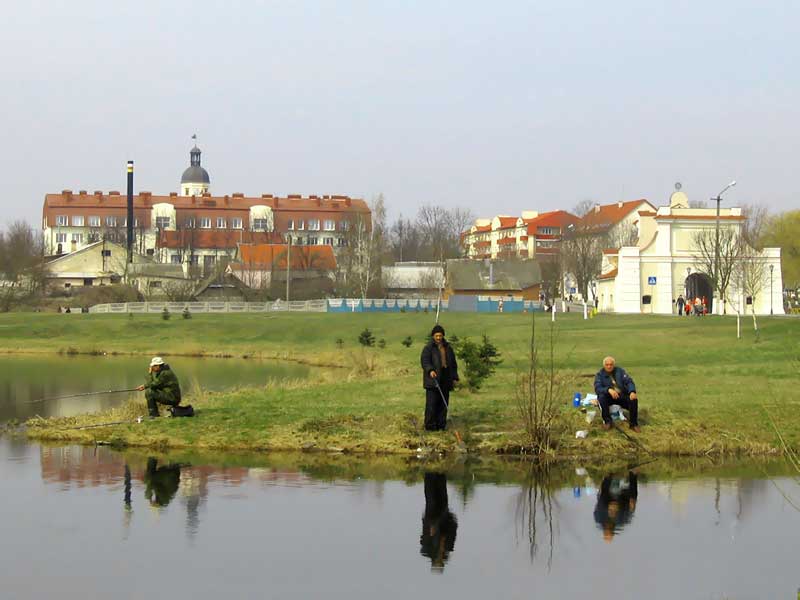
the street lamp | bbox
[712,180,736,313]
[770,264,774,315]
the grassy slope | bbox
[5,311,798,457]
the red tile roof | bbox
[602,248,619,255]
[525,210,579,235]
[654,214,744,221]
[237,244,337,270]
[598,268,618,280]
[496,216,518,228]
[579,200,654,229]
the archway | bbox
[685,272,714,313]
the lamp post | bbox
[769,264,774,315]
[712,180,736,312]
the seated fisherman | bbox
[136,356,182,417]
[594,356,640,432]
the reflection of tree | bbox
[514,464,555,567]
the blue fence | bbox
[326,298,447,313]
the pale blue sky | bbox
[2,0,798,226]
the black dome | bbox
[181,166,210,184]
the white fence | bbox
[89,300,328,314]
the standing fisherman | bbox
[136,357,182,417]
[420,325,459,431]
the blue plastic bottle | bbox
[573,392,581,407]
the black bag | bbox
[169,405,195,417]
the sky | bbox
[2,0,798,228]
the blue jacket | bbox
[594,366,636,398]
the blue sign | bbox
[648,276,657,285]
[569,287,577,294]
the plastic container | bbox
[575,430,588,439]
[572,392,581,408]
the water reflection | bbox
[420,472,458,571]
[144,458,181,507]
[594,471,639,542]
[514,465,556,567]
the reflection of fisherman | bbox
[136,356,182,417]
[420,325,459,431]
[593,471,638,542]
[144,457,181,507]
[420,472,458,571]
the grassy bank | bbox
[5,311,798,458]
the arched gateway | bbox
[685,272,713,313]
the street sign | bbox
[648,276,657,285]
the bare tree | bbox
[0,222,47,311]
[561,222,605,300]
[336,195,386,298]
[693,226,743,314]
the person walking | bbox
[594,356,641,432]
[136,356,182,417]
[676,294,685,316]
[420,325,459,431]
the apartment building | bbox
[461,210,578,260]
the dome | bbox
[181,144,210,184]
[181,166,210,184]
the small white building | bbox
[596,190,783,315]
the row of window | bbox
[288,219,346,232]
[288,236,345,246]
[56,215,140,228]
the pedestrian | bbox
[694,297,702,317]
[594,356,641,432]
[420,324,459,431]
[685,299,692,316]
[676,294,685,315]
[136,356,182,417]
[702,296,708,315]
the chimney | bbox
[594,204,600,214]
[62,189,73,201]
[345,198,352,207]
[169,192,178,197]
[78,190,87,196]
[617,201,623,208]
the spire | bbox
[190,134,201,167]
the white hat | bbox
[149,356,165,367]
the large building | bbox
[41,144,371,270]
[461,210,578,260]
[596,189,783,315]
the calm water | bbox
[0,355,320,422]
[0,438,798,600]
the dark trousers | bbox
[599,392,638,426]
[425,387,449,431]
[146,389,179,417]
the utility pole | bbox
[285,234,291,303]
[712,180,736,314]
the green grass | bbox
[5,311,799,458]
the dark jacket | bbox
[421,340,459,391]
[144,364,182,402]
[594,366,636,398]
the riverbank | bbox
[8,311,799,458]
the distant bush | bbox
[401,336,413,348]
[335,337,344,349]
[377,338,386,349]
[162,307,171,321]
[358,328,375,347]
[182,308,191,319]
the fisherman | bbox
[420,324,459,431]
[594,356,641,432]
[136,356,182,417]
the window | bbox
[56,233,67,243]
[146,248,155,256]
[105,216,117,227]
[170,255,182,264]
[538,227,557,235]
[56,215,68,226]
[203,256,216,267]
[252,218,268,231]
[308,219,320,231]
[184,188,190,195]
[324,219,335,231]
[88,216,100,227]
[72,216,84,226]
[216,217,226,229]
[232,218,243,229]
[184,218,196,228]
[83,278,94,287]
[297,220,305,230]
[339,221,349,231]
[189,254,199,265]
[155,216,171,229]
[87,232,100,243]
[200,217,211,229]
[101,249,112,257]
[337,238,347,247]
[149,280,162,288]
[307,237,318,245]
[71,233,83,243]
[323,237,334,246]
[293,237,303,245]
[287,219,295,230]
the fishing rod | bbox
[26,388,141,404]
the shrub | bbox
[358,328,375,347]
[456,334,502,392]
[377,338,386,349]
[401,336,413,348]
[182,307,191,319]
[162,307,171,320]
[335,337,344,349]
